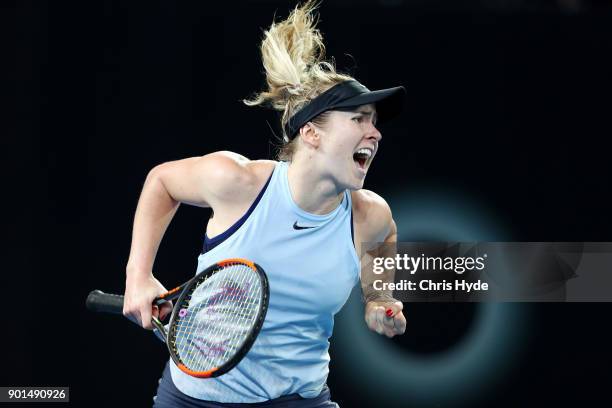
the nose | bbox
[367,122,382,142]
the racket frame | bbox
[86,258,269,378]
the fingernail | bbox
[386,308,394,317]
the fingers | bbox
[381,307,397,338]
[123,297,141,326]
[123,275,170,330]
[159,301,173,321]
[384,301,403,318]
[124,302,172,330]
[365,301,406,338]
[394,311,407,335]
[383,302,406,337]
[140,303,154,330]
[372,306,386,335]
[365,305,389,335]
[123,301,154,330]
[392,301,406,335]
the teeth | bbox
[355,148,372,158]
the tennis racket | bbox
[86,258,269,378]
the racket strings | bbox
[195,266,258,367]
[171,263,263,373]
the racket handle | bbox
[86,290,124,314]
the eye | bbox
[352,115,363,123]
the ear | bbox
[298,122,320,149]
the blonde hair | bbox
[244,0,354,161]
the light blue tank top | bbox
[170,161,360,403]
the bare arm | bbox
[123,151,256,329]
[363,218,406,338]
[354,190,406,338]
[360,219,397,303]
[125,165,181,276]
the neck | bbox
[287,159,344,215]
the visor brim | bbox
[332,86,406,124]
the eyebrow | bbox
[354,109,378,122]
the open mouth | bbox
[353,148,373,170]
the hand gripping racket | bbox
[86,258,269,378]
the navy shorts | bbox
[153,362,339,408]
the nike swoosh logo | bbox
[293,221,317,230]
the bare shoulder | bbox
[351,189,394,242]
[200,151,273,182]
[153,151,275,208]
[351,189,392,221]
[197,151,275,202]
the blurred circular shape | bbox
[332,189,528,406]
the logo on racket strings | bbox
[206,281,250,307]
[189,337,231,358]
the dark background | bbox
[8,0,612,406]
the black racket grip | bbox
[86,290,125,314]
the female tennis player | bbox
[123,1,406,406]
